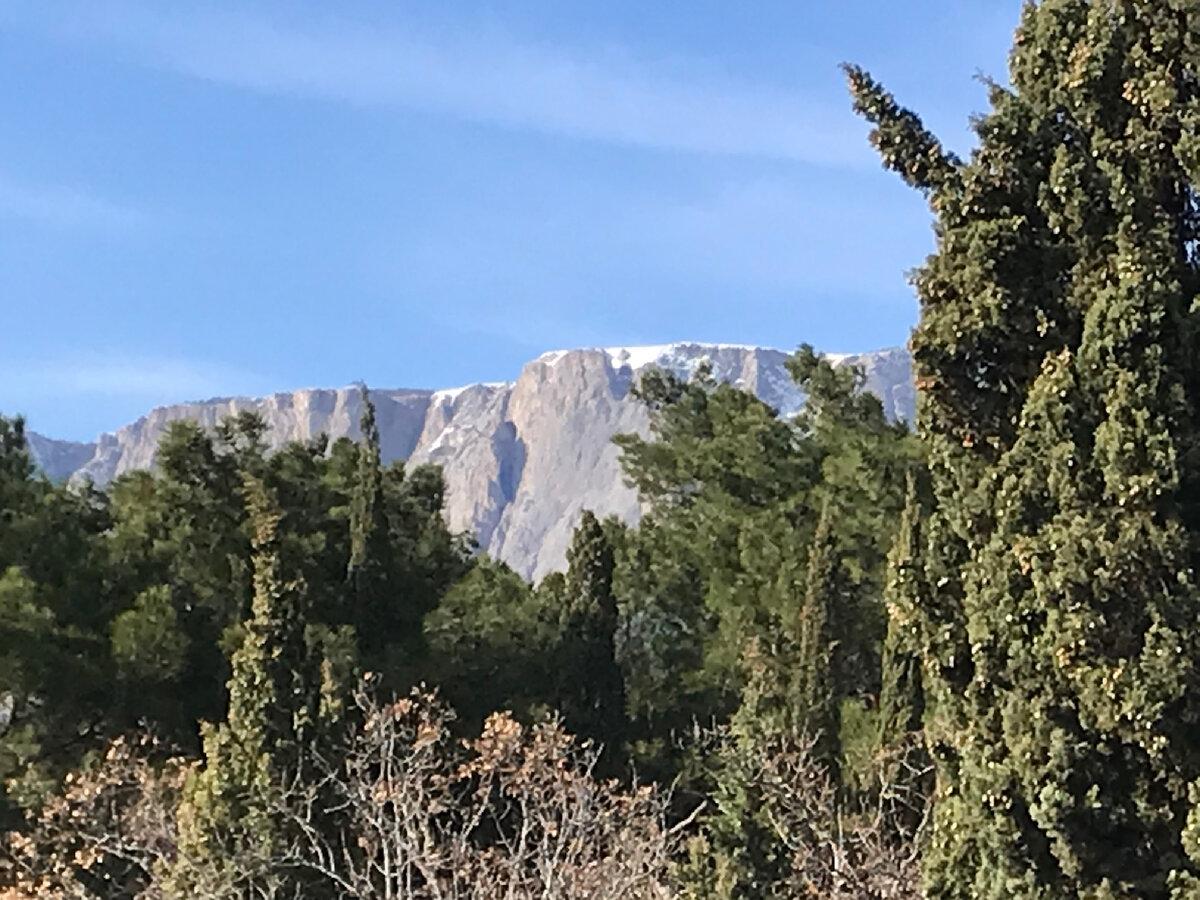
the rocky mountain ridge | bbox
[27,343,915,580]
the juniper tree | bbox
[170,474,323,897]
[877,472,926,754]
[876,471,931,840]
[683,505,855,900]
[346,388,389,657]
[558,510,626,755]
[848,2,1200,895]
[795,499,843,782]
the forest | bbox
[5,2,1200,898]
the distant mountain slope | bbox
[26,432,97,483]
[25,343,914,579]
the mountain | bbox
[26,343,914,580]
[25,432,97,483]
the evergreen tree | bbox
[0,417,112,824]
[848,3,1200,895]
[875,471,931,840]
[679,502,852,900]
[795,499,843,781]
[558,510,626,755]
[425,555,555,730]
[346,387,390,659]
[105,419,259,736]
[876,472,926,752]
[171,474,323,896]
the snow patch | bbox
[431,381,511,405]
[602,342,773,372]
[540,342,777,371]
[427,424,458,454]
[432,385,472,405]
[602,344,677,371]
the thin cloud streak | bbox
[0,177,146,231]
[63,5,870,166]
[399,174,929,297]
[0,355,270,404]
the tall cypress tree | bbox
[795,499,843,781]
[347,387,385,580]
[877,472,926,753]
[346,387,392,667]
[876,471,930,840]
[848,3,1200,896]
[558,510,626,754]
[171,474,322,896]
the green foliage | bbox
[170,474,325,897]
[110,585,189,683]
[849,3,1200,895]
[875,472,932,840]
[613,349,916,786]
[105,419,258,735]
[558,510,627,755]
[425,555,555,729]
[0,418,112,826]
[876,474,926,752]
[0,567,60,821]
[795,501,844,779]
[0,402,468,848]
[346,389,389,651]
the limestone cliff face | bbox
[65,388,435,487]
[26,433,96,483]
[27,343,914,580]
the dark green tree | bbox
[876,472,926,753]
[0,417,111,824]
[425,555,555,730]
[170,473,324,896]
[346,388,390,656]
[795,500,843,780]
[614,366,819,724]
[684,506,847,900]
[875,471,931,841]
[105,418,261,736]
[342,389,464,686]
[848,3,1200,895]
[558,510,626,755]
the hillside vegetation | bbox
[5,2,1200,897]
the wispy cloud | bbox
[0,354,269,403]
[399,173,929,297]
[621,176,931,290]
[44,4,868,166]
[381,172,930,352]
[0,176,146,231]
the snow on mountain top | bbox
[604,342,780,371]
[431,385,472,405]
[431,382,510,405]
[537,342,784,370]
[602,344,679,370]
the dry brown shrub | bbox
[0,733,188,900]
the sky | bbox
[0,0,1022,441]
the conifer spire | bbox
[877,471,925,752]
[560,510,626,752]
[347,386,384,579]
[849,3,1200,895]
[795,499,842,780]
[169,474,320,895]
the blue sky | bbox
[0,0,1021,440]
